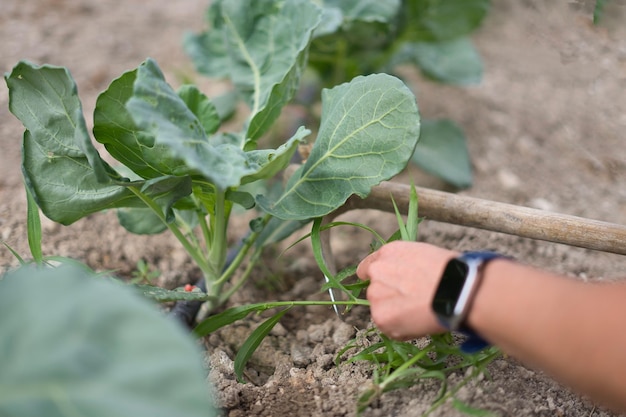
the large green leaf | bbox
[126,59,253,190]
[127,59,309,190]
[184,0,322,145]
[5,61,138,225]
[183,4,233,79]
[411,119,473,188]
[93,68,190,179]
[0,265,215,417]
[177,84,221,136]
[257,73,420,220]
[239,126,310,185]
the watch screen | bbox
[432,259,469,316]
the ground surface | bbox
[2,1,626,416]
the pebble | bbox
[291,343,312,367]
[315,353,334,369]
[209,349,235,375]
[517,365,536,379]
[497,169,521,189]
[529,197,555,212]
[296,329,309,343]
[308,324,327,343]
[332,321,355,346]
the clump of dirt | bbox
[1,1,626,416]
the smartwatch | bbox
[431,251,505,351]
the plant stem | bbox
[198,210,212,251]
[128,187,212,278]
[214,214,270,289]
[207,190,229,295]
[252,299,370,308]
[218,244,262,304]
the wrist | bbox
[431,251,508,351]
[464,257,512,336]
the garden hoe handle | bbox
[339,181,626,256]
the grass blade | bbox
[234,307,292,382]
[25,185,43,264]
[193,302,279,337]
[452,398,495,416]
[391,195,409,241]
[406,182,419,241]
[1,241,25,265]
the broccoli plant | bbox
[4,0,420,318]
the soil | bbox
[2,1,626,416]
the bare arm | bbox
[356,241,626,412]
[470,259,626,411]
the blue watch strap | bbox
[454,251,506,353]
[458,327,490,353]
[461,251,504,262]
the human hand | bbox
[356,241,457,340]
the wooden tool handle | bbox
[338,181,626,256]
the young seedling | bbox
[129,259,160,285]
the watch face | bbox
[432,259,469,317]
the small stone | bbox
[217,384,242,409]
[332,321,356,346]
[308,324,326,343]
[494,359,508,370]
[497,169,521,189]
[316,353,334,369]
[529,197,555,212]
[209,349,235,375]
[291,343,312,367]
[296,329,309,343]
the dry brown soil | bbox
[2,1,626,416]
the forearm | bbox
[468,259,626,411]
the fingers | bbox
[356,247,380,281]
[357,240,408,281]
[356,241,454,340]
[368,294,446,340]
[366,279,402,302]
